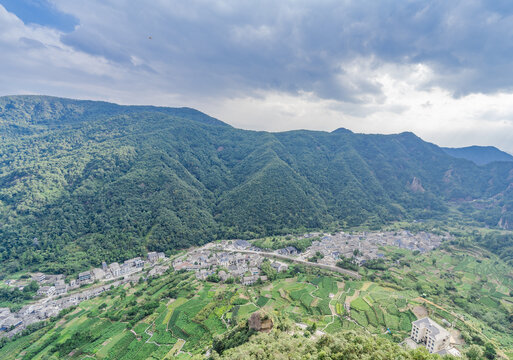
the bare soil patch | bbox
[450,329,465,345]
[412,305,428,319]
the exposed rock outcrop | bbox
[408,176,425,193]
[498,216,512,230]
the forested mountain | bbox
[442,146,513,165]
[1,95,513,274]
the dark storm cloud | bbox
[49,0,513,101]
[2,0,513,153]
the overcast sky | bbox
[1,0,513,153]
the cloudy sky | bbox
[1,0,513,153]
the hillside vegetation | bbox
[0,241,510,359]
[442,146,513,166]
[1,96,513,274]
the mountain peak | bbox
[442,145,513,165]
[331,127,353,134]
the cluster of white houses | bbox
[0,280,125,336]
[29,252,166,300]
[0,252,167,337]
[173,244,288,285]
[297,231,447,266]
[79,252,165,284]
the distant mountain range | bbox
[1,95,513,273]
[442,146,513,165]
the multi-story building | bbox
[411,317,450,354]
[109,263,121,277]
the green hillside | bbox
[443,146,513,166]
[1,95,513,274]
[0,242,510,359]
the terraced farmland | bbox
[1,243,513,358]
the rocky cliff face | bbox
[499,216,512,230]
[408,176,425,193]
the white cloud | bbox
[0,1,512,154]
[202,61,513,154]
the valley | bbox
[2,96,513,278]
[3,0,513,358]
[1,97,513,359]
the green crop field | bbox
[0,241,512,358]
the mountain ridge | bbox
[442,145,513,165]
[1,95,513,274]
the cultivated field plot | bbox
[1,244,512,358]
[384,246,513,351]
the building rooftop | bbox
[234,240,250,247]
[412,317,450,340]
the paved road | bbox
[225,248,362,279]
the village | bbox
[172,240,290,285]
[171,230,459,356]
[172,230,448,285]
[0,252,169,337]
[0,229,451,350]
[296,230,447,266]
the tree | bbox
[465,345,483,360]
[484,342,496,359]
[23,281,39,293]
[260,260,277,280]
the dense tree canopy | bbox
[1,95,513,274]
[212,330,449,360]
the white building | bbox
[91,268,106,280]
[109,263,121,277]
[54,285,68,295]
[37,286,56,297]
[411,317,450,354]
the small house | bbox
[91,268,105,280]
[37,286,56,297]
[234,240,250,249]
[147,252,159,262]
[54,285,67,296]
[242,275,258,285]
[31,272,46,283]
[0,317,22,331]
[135,259,144,268]
[78,271,91,282]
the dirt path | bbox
[329,287,344,317]
[323,285,346,331]
[144,323,161,347]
